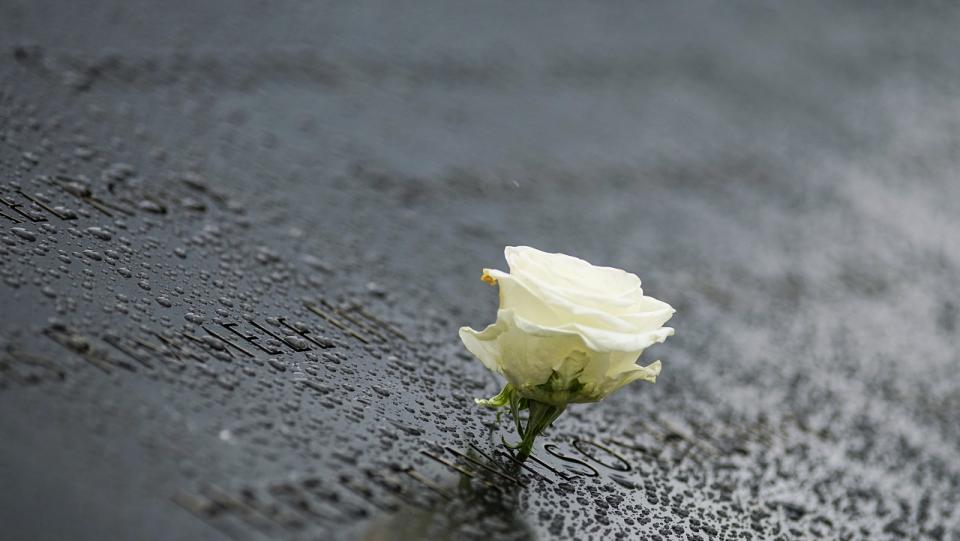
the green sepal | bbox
[477,382,566,459]
[475,383,514,408]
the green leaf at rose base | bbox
[476,370,587,459]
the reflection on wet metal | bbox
[571,439,632,472]
[43,325,126,372]
[157,413,848,539]
[0,194,45,223]
[469,443,554,484]
[419,449,503,494]
[151,331,202,363]
[330,304,387,342]
[221,322,282,355]
[51,175,135,217]
[267,482,339,523]
[131,336,186,370]
[0,210,21,223]
[277,317,335,349]
[402,468,454,501]
[24,308,844,539]
[201,484,286,534]
[543,443,600,478]
[339,475,399,513]
[502,446,573,482]
[15,190,76,221]
[304,301,370,344]
[201,326,254,358]
[179,331,215,360]
[102,334,153,369]
[0,348,65,387]
[350,304,407,341]
[443,446,524,487]
[247,319,310,352]
[604,437,654,458]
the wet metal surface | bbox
[2,2,960,540]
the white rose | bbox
[459,246,674,408]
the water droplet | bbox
[86,226,113,241]
[10,227,36,242]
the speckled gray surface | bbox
[1,2,959,540]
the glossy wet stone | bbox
[2,2,960,540]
